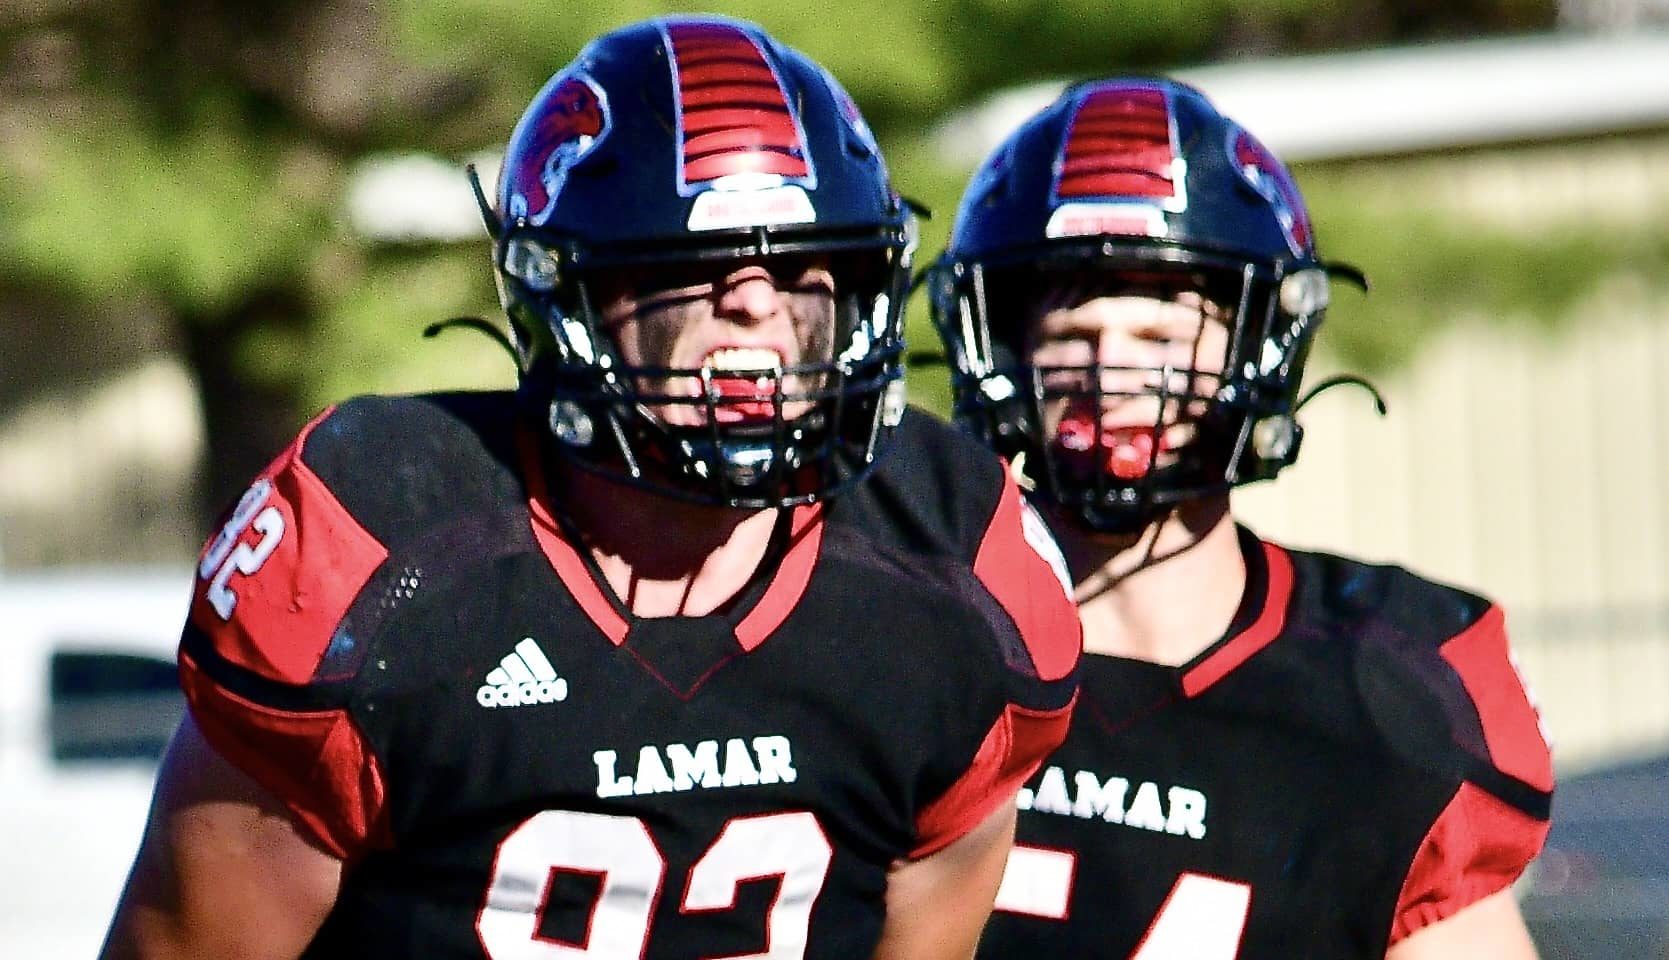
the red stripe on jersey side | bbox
[519,432,629,646]
[1389,781,1551,944]
[973,476,1082,683]
[1057,85,1177,201]
[180,651,390,861]
[666,22,809,186]
[911,696,1077,859]
[188,407,389,684]
[1180,542,1293,698]
[734,504,824,652]
[1438,606,1555,793]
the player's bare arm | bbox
[98,715,341,960]
[1384,888,1539,960]
[873,800,1019,960]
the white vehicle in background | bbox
[0,569,189,957]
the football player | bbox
[99,17,1080,960]
[929,78,1552,959]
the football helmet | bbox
[929,77,1364,534]
[479,16,915,507]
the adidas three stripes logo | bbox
[476,637,569,708]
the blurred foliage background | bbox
[10,14,1669,952]
[5,0,1666,525]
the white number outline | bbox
[1128,872,1252,960]
[478,811,666,958]
[199,478,286,620]
[681,811,833,960]
[997,844,1252,960]
[476,810,832,959]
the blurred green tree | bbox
[0,0,1587,528]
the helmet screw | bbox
[1252,415,1297,461]
[550,400,595,447]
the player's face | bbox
[597,257,838,428]
[1026,271,1231,481]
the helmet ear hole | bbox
[1279,269,1330,316]
[503,237,562,292]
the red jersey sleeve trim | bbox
[910,695,1077,859]
[1181,542,1293,698]
[187,407,389,684]
[1439,605,1555,793]
[973,477,1081,683]
[181,651,391,862]
[1389,781,1550,944]
[520,430,630,646]
[735,504,824,651]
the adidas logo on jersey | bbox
[477,638,569,708]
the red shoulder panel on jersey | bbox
[911,696,1077,859]
[181,651,391,860]
[188,407,390,684]
[1389,780,1550,943]
[973,476,1081,683]
[1180,541,1293,698]
[1439,605,1555,793]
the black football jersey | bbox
[977,526,1553,960]
[177,393,1081,959]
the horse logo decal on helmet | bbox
[502,71,610,226]
[1228,125,1312,256]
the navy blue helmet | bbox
[478,16,915,507]
[929,77,1365,534]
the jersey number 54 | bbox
[996,845,1252,959]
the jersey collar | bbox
[517,427,825,656]
[1176,526,1294,697]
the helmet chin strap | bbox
[1073,498,1171,538]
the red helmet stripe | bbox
[1065,136,1171,158]
[686,126,802,156]
[679,85,792,109]
[684,150,807,182]
[1060,153,1172,176]
[681,107,797,137]
[1056,83,1179,202]
[667,22,810,188]
[678,61,779,86]
[1067,118,1171,139]
[1058,172,1173,198]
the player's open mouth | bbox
[701,347,785,423]
[1054,413,1184,480]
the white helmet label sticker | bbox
[1045,202,1167,239]
[687,184,817,231]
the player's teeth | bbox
[705,348,781,372]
